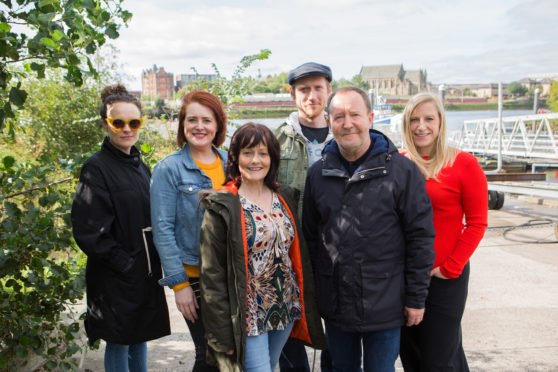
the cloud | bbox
[114,0,555,90]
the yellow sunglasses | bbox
[106,117,143,131]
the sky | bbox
[110,0,558,91]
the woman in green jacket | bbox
[199,123,326,372]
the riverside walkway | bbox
[78,199,558,372]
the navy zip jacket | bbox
[302,130,435,333]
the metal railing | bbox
[450,113,558,159]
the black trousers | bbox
[184,278,219,372]
[400,263,470,372]
[279,339,333,372]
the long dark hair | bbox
[226,123,280,191]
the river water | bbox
[231,109,557,183]
[233,109,534,133]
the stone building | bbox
[444,83,506,98]
[359,64,428,96]
[142,65,174,100]
[518,73,558,97]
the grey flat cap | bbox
[288,62,332,85]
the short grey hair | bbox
[326,86,372,114]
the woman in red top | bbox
[399,93,488,371]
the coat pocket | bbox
[359,261,404,323]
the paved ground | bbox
[76,199,558,372]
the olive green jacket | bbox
[273,113,333,218]
[199,182,327,371]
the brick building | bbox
[142,65,174,100]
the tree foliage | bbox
[548,81,558,112]
[253,72,289,94]
[507,81,528,97]
[17,71,104,159]
[0,153,88,371]
[0,0,132,135]
[332,74,370,91]
[0,1,132,370]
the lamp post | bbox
[533,88,540,114]
[497,82,503,172]
[438,84,446,106]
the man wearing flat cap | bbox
[274,62,333,218]
[274,62,333,371]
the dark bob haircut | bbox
[177,91,227,148]
[226,122,280,192]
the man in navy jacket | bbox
[303,87,435,372]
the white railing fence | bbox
[450,113,558,159]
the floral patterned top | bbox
[240,192,302,336]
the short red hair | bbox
[177,91,227,148]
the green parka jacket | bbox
[273,112,333,218]
[199,181,327,371]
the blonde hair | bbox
[402,92,457,180]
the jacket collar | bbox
[101,136,142,167]
[179,142,227,170]
[321,130,396,180]
[285,111,334,144]
[219,180,239,195]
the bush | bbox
[16,73,105,161]
[0,154,89,371]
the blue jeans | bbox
[245,323,294,372]
[325,322,400,372]
[104,342,147,372]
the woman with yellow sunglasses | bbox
[71,84,170,372]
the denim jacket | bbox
[150,143,227,288]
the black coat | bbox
[303,130,435,333]
[71,137,170,345]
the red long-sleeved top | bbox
[427,151,488,278]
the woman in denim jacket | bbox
[151,91,227,371]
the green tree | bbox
[548,81,558,112]
[527,84,544,100]
[17,71,104,159]
[507,81,528,97]
[351,74,370,91]
[0,2,132,370]
[253,72,289,94]
[0,0,132,135]
[332,74,370,91]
